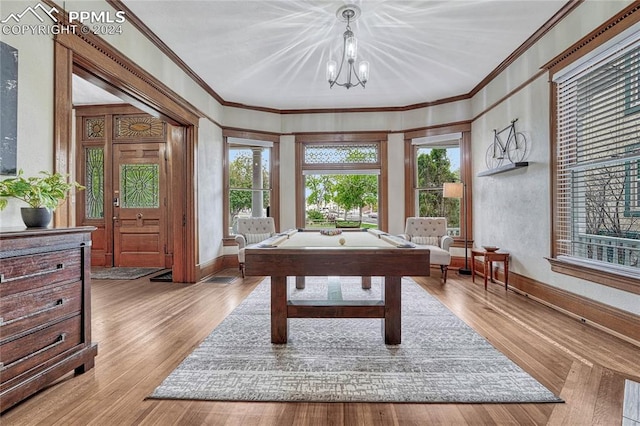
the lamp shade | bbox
[443,182,464,198]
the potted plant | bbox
[0,169,84,227]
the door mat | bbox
[91,267,163,280]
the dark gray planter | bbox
[21,207,52,227]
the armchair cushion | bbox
[245,232,273,244]
[237,217,276,236]
[412,236,439,246]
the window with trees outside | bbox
[299,139,383,230]
[552,32,639,281]
[412,134,462,237]
[225,134,277,236]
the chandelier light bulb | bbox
[326,60,337,82]
[358,61,369,82]
[345,35,357,62]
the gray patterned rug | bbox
[149,277,562,403]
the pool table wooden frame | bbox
[244,231,430,344]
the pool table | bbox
[244,229,430,344]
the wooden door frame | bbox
[53,18,201,283]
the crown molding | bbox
[103,0,581,115]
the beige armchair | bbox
[235,217,276,277]
[400,217,453,283]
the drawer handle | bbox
[0,264,65,284]
[0,333,67,371]
[0,298,66,327]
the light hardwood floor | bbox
[2,269,638,425]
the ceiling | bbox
[76,1,570,111]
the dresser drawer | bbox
[0,281,82,341]
[0,249,82,297]
[0,316,82,384]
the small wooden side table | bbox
[471,249,510,290]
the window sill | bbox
[547,256,640,295]
[223,237,238,246]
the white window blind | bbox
[554,39,640,275]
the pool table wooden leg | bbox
[271,276,288,344]
[382,276,401,345]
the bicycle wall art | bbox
[485,118,529,170]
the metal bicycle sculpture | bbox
[485,118,529,170]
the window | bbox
[84,146,104,219]
[296,134,387,230]
[406,132,463,237]
[412,134,462,237]
[224,131,279,236]
[553,34,640,277]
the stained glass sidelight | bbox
[304,144,378,164]
[120,164,159,208]
[85,147,104,219]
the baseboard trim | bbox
[506,271,640,348]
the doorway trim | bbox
[53,16,201,283]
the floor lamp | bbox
[443,182,471,275]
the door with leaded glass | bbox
[112,142,167,267]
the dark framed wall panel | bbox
[1,41,18,176]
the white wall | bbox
[0,3,55,227]
[279,135,296,231]
[387,133,405,235]
[197,119,224,262]
[278,100,471,134]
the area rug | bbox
[91,267,163,280]
[149,277,562,403]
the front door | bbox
[112,142,167,267]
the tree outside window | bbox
[302,143,381,229]
[415,146,460,231]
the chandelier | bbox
[326,5,369,89]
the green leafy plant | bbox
[0,170,84,210]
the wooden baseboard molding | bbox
[450,256,472,270]
[506,271,640,348]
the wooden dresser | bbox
[0,227,98,412]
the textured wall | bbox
[470,0,639,315]
[0,3,55,227]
